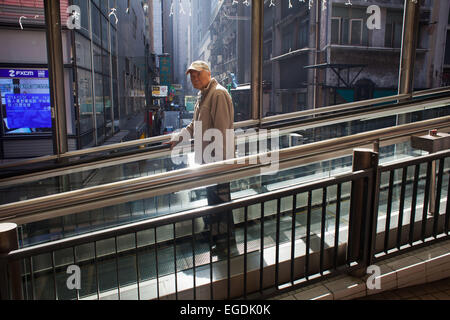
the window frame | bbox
[349,18,364,46]
[331,17,342,45]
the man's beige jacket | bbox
[171,78,235,163]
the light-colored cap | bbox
[186,60,210,75]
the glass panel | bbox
[91,3,102,45]
[77,68,94,133]
[189,0,253,125]
[262,0,405,116]
[94,72,104,143]
[101,14,109,50]
[75,34,92,71]
[32,253,55,300]
[72,0,90,37]
[331,18,341,44]
[414,1,450,89]
[104,75,113,138]
[350,19,363,45]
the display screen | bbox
[5,94,51,129]
[0,68,51,134]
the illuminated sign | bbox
[185,96,197,112]
[0,69,48,79]
[152,86,168,97]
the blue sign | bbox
[159,56,172,86]
[5,94,52,129]
[0,69,48,79]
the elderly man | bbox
[168,60,236,258]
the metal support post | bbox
[44,0,68,157]
[0,223,22,300]
[397,0,421,124]
[251,0,263,123]
[348,149,379,272]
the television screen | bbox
[5,93,51,129]
[0,68,51,134]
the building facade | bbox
[181,0,450,119]
[0,0,156,159]
[262,0,449,115]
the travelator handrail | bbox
[264,94,450,134]
[0,114,449,226]
[1,91,449,187]
[0,87,448,173]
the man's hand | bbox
[163,140,179,151]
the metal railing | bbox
[1,115,449,225]
[1,91,448,191]
[371,150,450,263]
[0,148,448,300]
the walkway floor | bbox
[359,277,450,300]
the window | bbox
[77,68,94,134]
[385,10,404,48]
[331,18,342,44]
[263,1,407,115]
[75,33,92,70]
[132,9,137,40]
[298,21,309,48]
[94,73,104,142]
[350,19,363,45]
[385,21,403,48]
[125,58,130,75]
[264,40,272,61]
[101,15,109,50]
[282,25,294,53]
[103,75,112,138]
[445,31,450,66]
[297,93,307,110]
[91,5,101,45]
[72,0,90,37]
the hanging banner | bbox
[159,56,172,86]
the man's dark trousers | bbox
[205,183,236,253]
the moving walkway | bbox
[0,89,449,300]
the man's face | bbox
[189,70,211,90]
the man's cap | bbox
[186,61,210,75]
